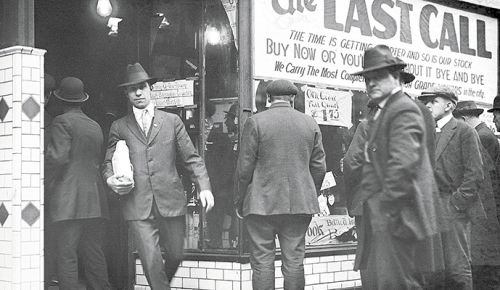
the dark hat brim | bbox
[487,107,500,112]
[401,71,415,84]
[53,89,89,103]
[118,77,157,88]
[352,63,407,76]
[453,108,484,116]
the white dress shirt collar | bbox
[132,102,155,124]
[436,113,453,130]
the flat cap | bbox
[266,79,298,96]
[418,85,458,105]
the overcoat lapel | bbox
[147,109,164,145]
[366,92,403,146]
[125,113,147,144]
[435,117,457,160]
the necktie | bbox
[141,109,150,135]
[435,124,441,146]
[366,100,380,121]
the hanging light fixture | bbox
[156,13,170,29]
[107,17,122,36]
[97,0,113,17]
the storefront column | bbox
[0,46,45,289]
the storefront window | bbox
[149,0,239,252]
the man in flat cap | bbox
[454,100,500,290]
[236,79,327,290]
[346,44,439,289]
[419,86,484,289]
[102,63,214,289]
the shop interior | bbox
[35,0,365,288]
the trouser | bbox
[245,214,312,290]
[442,217,472,290]
[472,265,500,290]
[357,214,422,290]
[55,218,110,290]
[128,201,185,290]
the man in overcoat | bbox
[46,77,111,290]
[452,100,500,290]
[347,45,439,289]
[419,86,484,290]
[102,63,214,289]
[235,79,327,290]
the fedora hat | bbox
[53,77,89,103]
[352,45,407,76]
[224,103,238,118]
[487,95,500,112]
[453,101,484,117]
[118,63,156,88]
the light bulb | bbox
[97,0,112,17]
[206,26,221,45]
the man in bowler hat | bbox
[236,79,327,289]
[346,44,440,289]
[102,63,214,289]
[45,77,111,289]
[419,86,484,290]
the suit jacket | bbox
[236,102,326,216]
[358,91,438,240]
[46,108,109,222]
[102,109,211,220]
[434,117,484,213]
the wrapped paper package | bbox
[112,140,134,185]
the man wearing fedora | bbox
[102,63,214,289]
[347,44,439,289]
[45,77,111,289]
[488,95,500,133]
[236,79,326,290]
[454,100,500,290]
[419,86,484,290]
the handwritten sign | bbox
[253,0,498,104]
[304,87,352,127]
[151,80,194,107]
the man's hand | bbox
[106,175,134,195]
[199,190,215,212]
[318,195,330,216]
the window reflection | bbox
[205,101,239,249]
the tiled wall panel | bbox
[0,46,45,289]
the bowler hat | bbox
[418,87,458,105]
[453,101,484,117]
[118,63,156,88]
[487,95,500,112]
[266,79,298,96]
[352,45,407,76]
[53,77,89,103]
[224,103,238,118]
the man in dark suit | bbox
[46,77,111,290]
[236,79,327,290]
[102,63,214,289]
[419,87,484,290]
[347,45,439,289]
[453,101,500,290]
